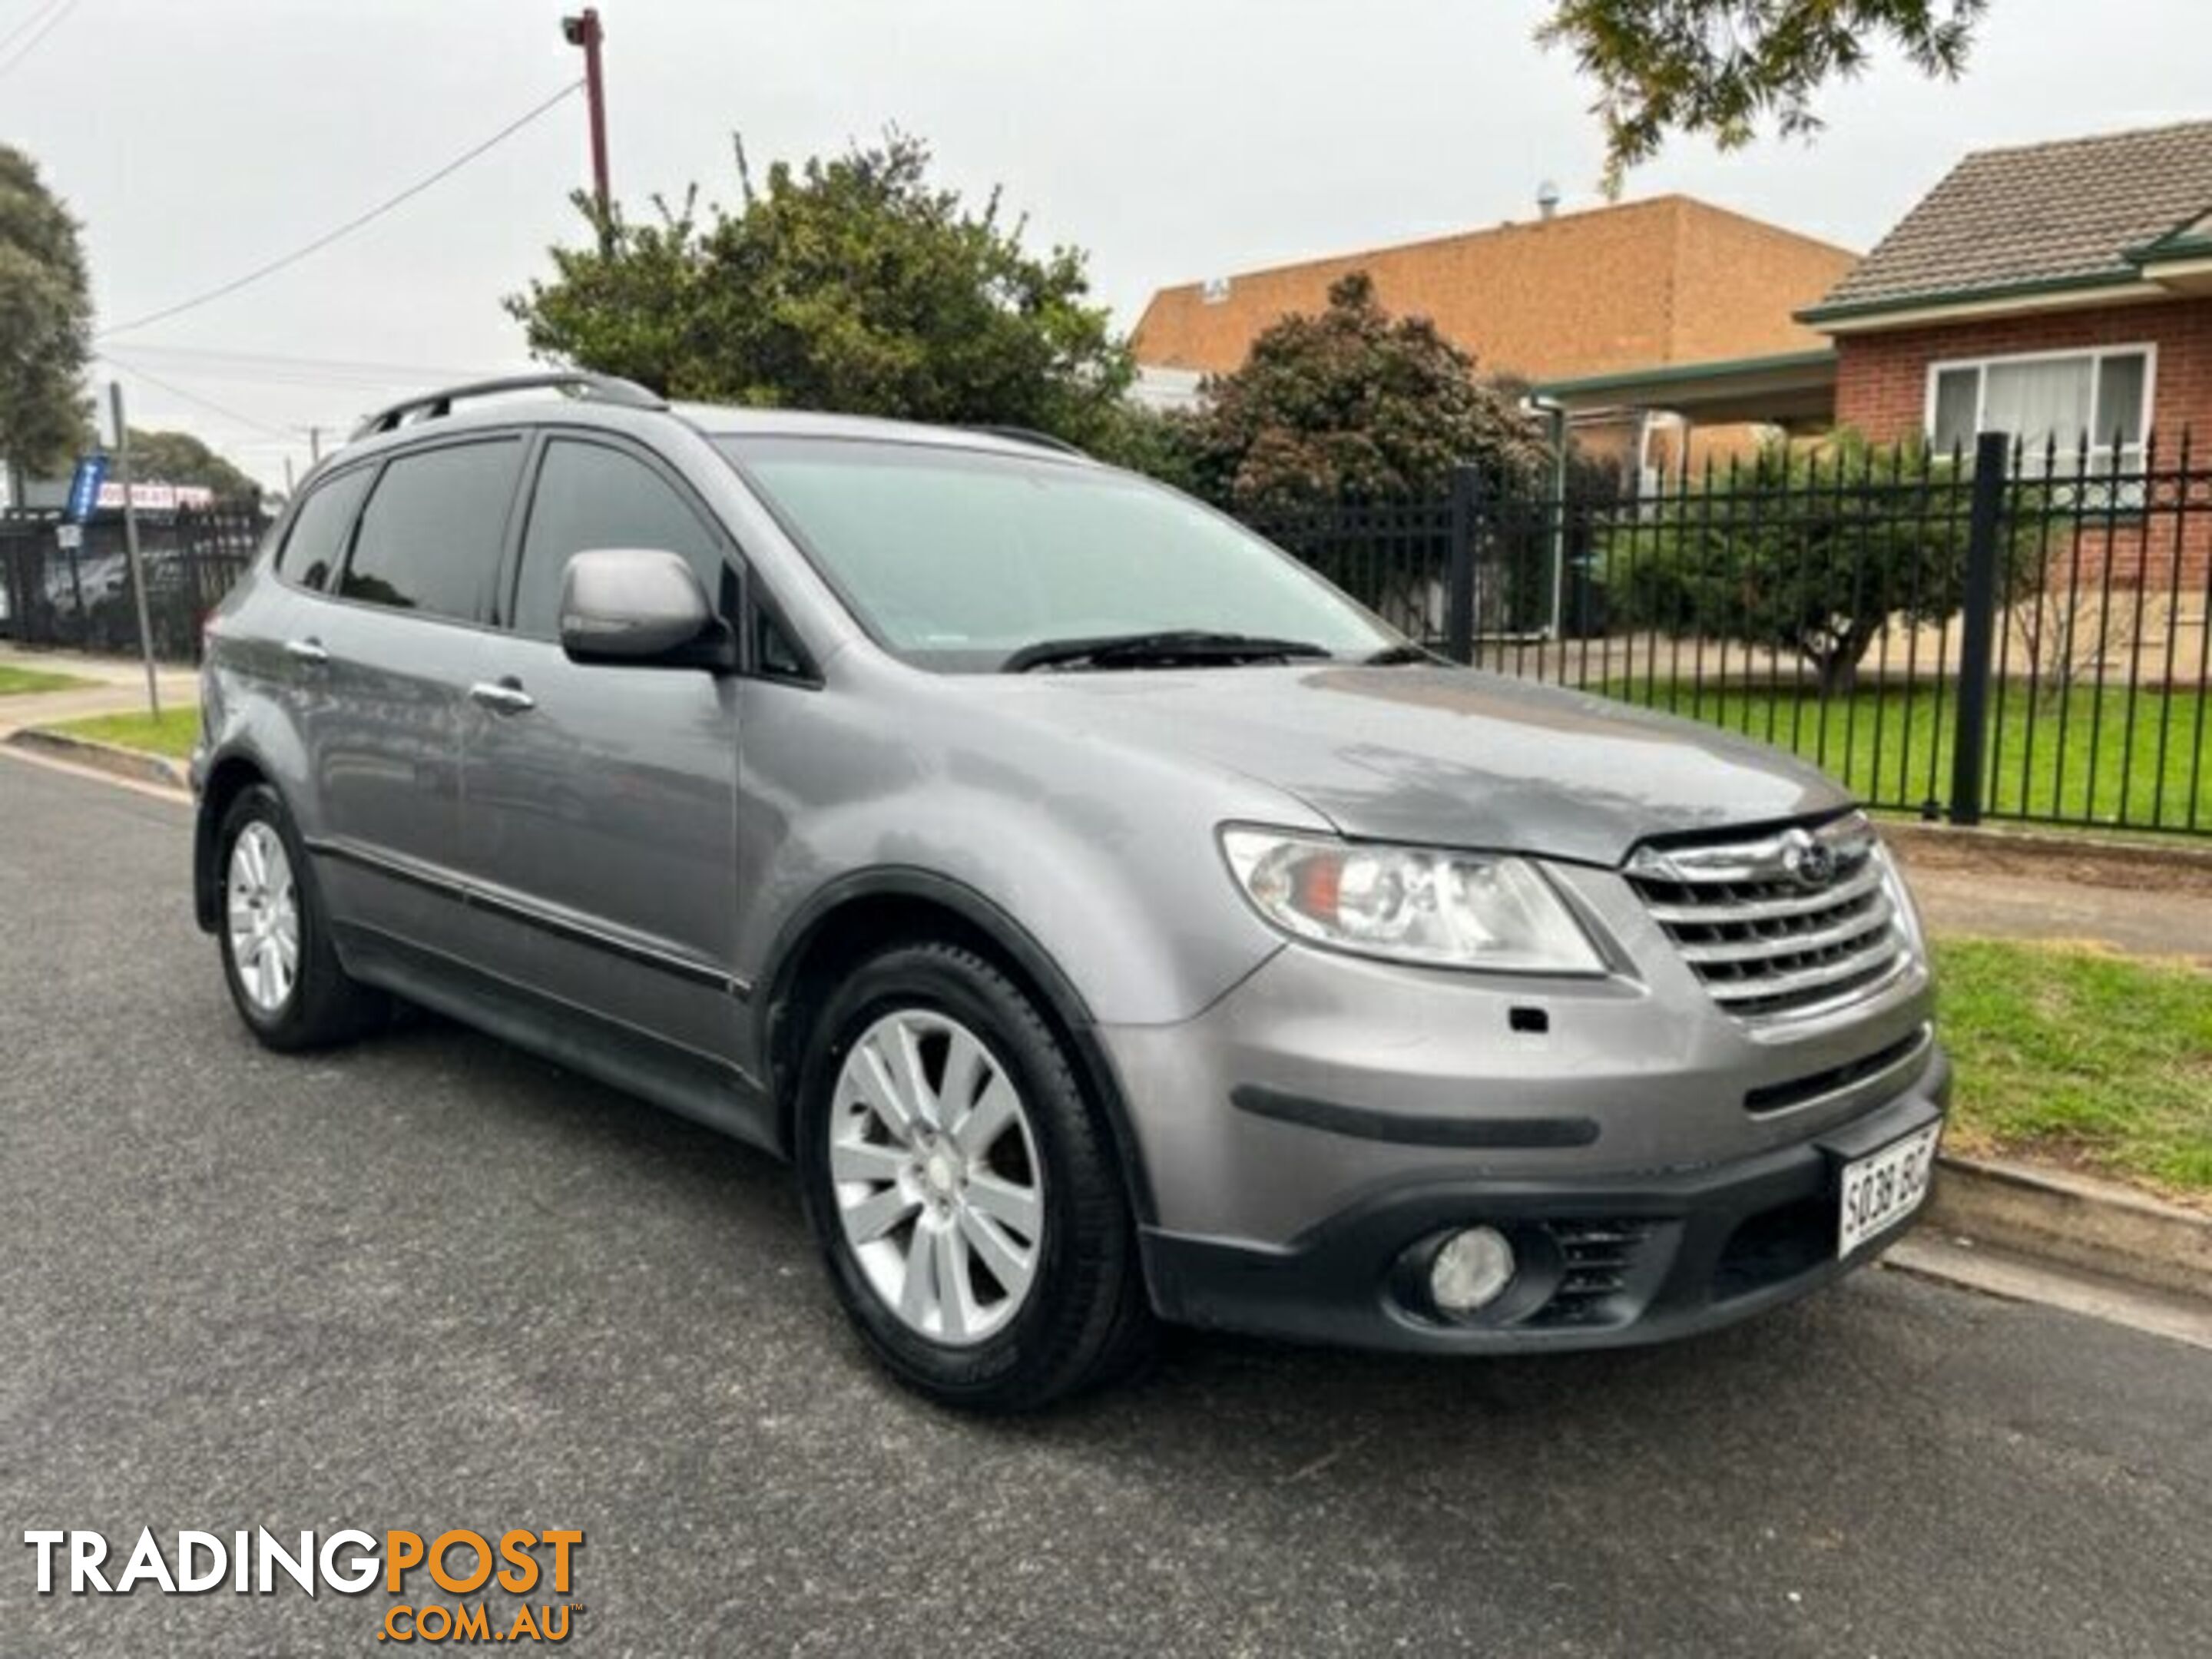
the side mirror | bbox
[558,548,730,669]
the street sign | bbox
[55,523,82,551]
[65,455,109,523]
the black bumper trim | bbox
[1144,1052,1950,1355]
[306,833,751,999]
[1230,1084,1601,1149]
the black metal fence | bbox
[1256,430,2212,837]
[0,502,267,662]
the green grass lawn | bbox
[1591,679,2210,833]
[1936,939,2212,1195]
[45,707,200,760]
[0,663,98,696]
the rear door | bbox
[455,432,744,1062]
[302,434,524,952]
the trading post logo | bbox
[25,1526,585,1644]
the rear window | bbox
[276,467,373,590]
[339,439,524,623]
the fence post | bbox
[1446,464,1479,664]
[65,531,84,641]
[1948,430,2011,826]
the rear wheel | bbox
[217,784,386,1049]
[795,941,1155,1410]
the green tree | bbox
[0,145,93,495]
[1603,433,2038,694]
[506,132,1134,449]
[1084,399,1203,494]
[1541,1,1987,189]
[127,427,259,498]
[1182,272,1546,518]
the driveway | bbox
[3,757,2208,1657]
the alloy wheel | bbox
[226,821,300,1015]
[829,1009,1045,1346]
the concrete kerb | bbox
[4,726,188,792]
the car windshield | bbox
[716,435,1398,671]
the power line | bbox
[95,356,496,395]
[99,78,583,339]
[0,0,83,81]
[94,352,304,440]
[94,341,528,395]
[0,0,66,55]
[108,341,518,384]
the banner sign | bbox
[65,455,110,522]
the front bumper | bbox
[1140,1052,1948,1353]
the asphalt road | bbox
[4,756,2208,1658]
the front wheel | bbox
[795,941,1155,1410]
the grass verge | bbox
[43,707,200,761]
[1936,938,2212,1194]
[0,664,98,696]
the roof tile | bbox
[1813,121,2212,315]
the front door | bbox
[456,434,744,1066]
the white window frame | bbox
[1922,341,2158,472]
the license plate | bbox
[1837,1124,1942,1257]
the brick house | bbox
[1803,121,2212,465]
[1129,195,1856,478]
[1802,121,2212,598]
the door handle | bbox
[468,677,536,714]
[283,637,329,666]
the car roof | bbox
[676,402,1089,459]
[325,389,1087,474]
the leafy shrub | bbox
[1601,433,2042,694]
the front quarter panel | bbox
[734,657,1314,1031]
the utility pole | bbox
[561,8,611,226]
[306,426,324,465]
[108,381,161,720]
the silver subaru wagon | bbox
[192,373,1947,1409]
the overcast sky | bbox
[6,0,2208,488]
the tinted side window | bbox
[512,439,726,639]
[756,608,809,680]
[276,468,373,589]
[339,439,523,622]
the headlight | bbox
[1219,826,1608,975]
[1874,842,1929,958]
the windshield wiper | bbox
[1004,630,1336,673]
[1362,642,1438,665]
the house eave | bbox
[2130,250,2212,295]
[1800,273,2167,335]
[1531,348,1836,426]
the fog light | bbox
[1430,1227,1515,1315]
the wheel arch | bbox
[194,747,275,932]
[756,868,1158,1224]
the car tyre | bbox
[216,783,386,1050]
[795,940,1156,1410]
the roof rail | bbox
[350,372,667,440]
[967,425,1089,457]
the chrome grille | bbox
[1626,813,1911,1024]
